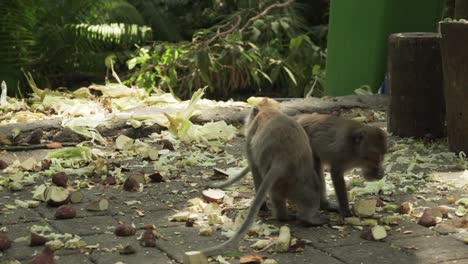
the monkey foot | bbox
[339,208,353,217]
[320,201,340,213]
[298,214,328,226]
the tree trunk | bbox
[439,22,468,153]
[455,0,468,18]
[387,33,445,138]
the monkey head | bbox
[352,126,388,181]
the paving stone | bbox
[4,245,80,262]
[385,220,438,240]
[112,209,185,229]
[36,202,111,220]
[0,207,43,225]
[55,253,94,263]
[390,235,468,263]
[322,241,419,264]
[80,233,175,264]
[50,215,116,236]
[0,221,96,261]
[91,251,175,264]
[156,225,346,264]
[107,189,178,215]
[291,225,372,249]
[155,225,224,263]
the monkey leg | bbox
[270,189,289,221]
[314,157,340,212]
[330,166,353,217]
[294,175,328,226]
[251,166,269,212]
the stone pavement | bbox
[1,140,468,264]
[1,95,467,264]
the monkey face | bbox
[353,128,387,181]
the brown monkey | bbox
[210,114,388,217]
[200,99,325,256]
[296,114,388,216]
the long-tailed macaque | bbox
[210,113,388,217]
[200,99,325,256]
[296,114,387,216]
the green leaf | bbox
[289,36,303,50]
[312,64,322,75]
[271,21,280,34]
[257,69,272,84]
[279,18,290,31]
[250,27,261,42]
[283,66,297,86]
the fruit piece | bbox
[202,189,225,204]
[21,157,37,171]
[30,246,54,264]
[0,160,8,170]
[29,232,48,247]
[86,198,109,211]
[353,199,377,217]
[344,217,362,226]
[123,176,139,192]
[251,239,272,250]
[8,181,24,191]
[139,229,156,247]
[115,135,134,150]
[101,176,116,185]
[45,186,70,207]
[275,226,291,252]
[129,172,146,185]
[0,232,12,251]
[437,206,449,218]
[41,159,51,170]
[183,251,208,264]
[46,142,62,149]
[397,202,413,215]
[114,223,136,237]
[148,172,165,183]
[32,184,48,201]
[240,254,263,264]
[55,205,76,219]
[418,208,437,227]
[69,190,84,204]
[371,225,387,240]
[198,227,213,236]
[156,139,174,150]
[51,172,68,187]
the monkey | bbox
[296,114,387,217]
[200,99,326,256]
[210,113,388,217]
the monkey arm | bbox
[330,166,353,217]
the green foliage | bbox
[0,0,152,96]
[128,0,229,42]
[126,0,326,99]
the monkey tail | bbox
[200,166,280,256]
[208,167,250,188]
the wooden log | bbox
[440,21,468,153]
[387,32,445,138]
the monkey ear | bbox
[352,129,366,144]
